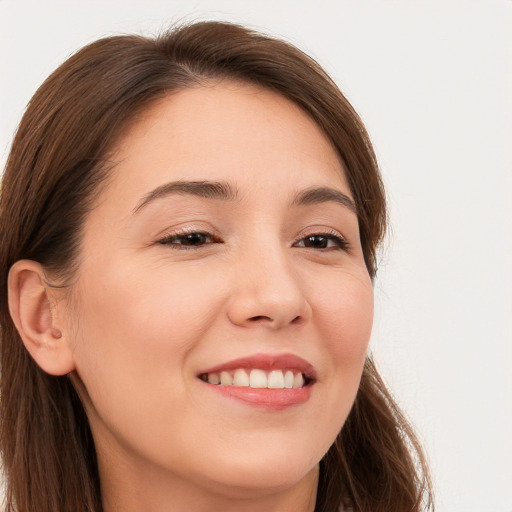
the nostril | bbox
[248,315,271,322]
[247,315,303,326]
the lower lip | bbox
[203,382,313,410]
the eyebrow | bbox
[133,181,357,215]
[292,186,357,214]
[133,180,238,213]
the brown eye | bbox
[303,235,330,249]
[294,233,348,250]
[158,232,215,247]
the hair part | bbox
[0,21,432,512]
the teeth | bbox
[208,373,220,384]
[233,369,249,387]
[284,370,294,388]
[220,371,232,386]
[268,370,284,389]
[203,368,307,389]
[293,372,304,389]
[249,369,267,388]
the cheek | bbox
[68,262,231,465]
[76,259,224,350]
[315,268,374,359]
[312,269,373,425]
[69,261,226,412]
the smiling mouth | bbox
[197,354,316,409]
[199,368,311,389]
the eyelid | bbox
[154,225,350,251]
[156,226,222,248]
[293,228,350,250]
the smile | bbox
[199,368,306,389]
[197,354,316,409]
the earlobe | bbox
[7,260,75,376]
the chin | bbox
[205,468,317,501]
[195,444,321,497]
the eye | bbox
[294,233,349,251]
[157,231,218,248]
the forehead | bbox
[103,80,350,208]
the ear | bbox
[7,260,76,376]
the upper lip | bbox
[198,353,317,381]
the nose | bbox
[226,244,312,330]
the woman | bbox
[0,21,433,512]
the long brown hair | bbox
[0,21,433,512]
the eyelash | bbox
[156,229,349,251]
[293,230,349,251]
[157,229,220,249]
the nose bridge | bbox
[227,231,311,329]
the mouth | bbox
[199,368,310,389]
[197,354,316,409]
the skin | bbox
[37,81,374,511]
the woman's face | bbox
[65,81,373,499]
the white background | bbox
[1,1,511,511]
